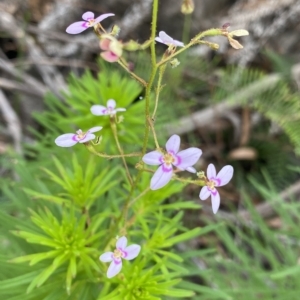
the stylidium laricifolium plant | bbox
[10,1,249,298]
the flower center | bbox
[162,152,175,165]
[113,249,124,259]
[88,19,96,27]
[207,180,216,190]
[75,130,86,140]
[107,107,114,114]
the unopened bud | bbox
[170,58,180,68]
[135,162,144,170]
[181,0,195,14]
[207,42,219,50]
[110,25,121,37]
[197,171,205,179]
[123,40,141,51]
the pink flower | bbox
[155,31,184,47]
[199,164,234,214]
[55,126,102,147]
[99,35,123,62]
[142,134,202,190]
[99,236,141,278]
[66,12,114,34]
[91,99,126,117]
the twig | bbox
[165,73,281,135]
[0,89,22,154]
[118,0,153,37]
[0,77,43,96]
[0,58,47,97]
[0,10,67,98]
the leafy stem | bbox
[156,28,223,68]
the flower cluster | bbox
[55,100,125,147]
[66,12,184,63]
[60,10,239,281]
[142,135,233,214]
[142,135,201,190]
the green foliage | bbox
[198,170,300,300]
[0,66,209,299]
[212,66,300,156]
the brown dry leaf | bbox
[0,141,8,154]
[267,217,282,229]
[228,147,257,160]
[228,37,243,49]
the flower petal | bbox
[165,134,180,153]
[230,29,249,36]
[142,151,162,165]
[211,190,220,214]
[150,164,173,190]
[99,251,113,262]
[207,163,216,180]
[79,133,95,143]
[66,21,88,34]
[88,126,103,133]
[107,99,116,109]
[186,166,196,173]
[176,147,202,170]
[82,11,94,21]
[94,13,115,24]
[55,133,77,147]
[124,244,141,260]
[158,31,173,43]
[228,37,243,49]
[101,51,119,62]
[116,236,127,250]
[107,259,122,278]
[173,40,184,47]
[155,37,164,44]
[216,165,234,186]
[91,105,108,116]
[199,186,211,200]
[115,108,126,112]
[100,38,111,50]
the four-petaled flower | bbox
[221,23,249,49]
[99,236,141,278]
[142,134,202,190]
[199,163,234,214]
[66,11,114,34]
[155,31,184,47]
[55,126,102,147]
[99,35,123,62]
[91,99,126,117]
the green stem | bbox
[119,0,160,225]
[152,64,166,120]
[150,0,159,69]
[126,187,150,219]
[182,13,191,45]
[117,58,147,87]
[85,144,141,158]
[110,117,133,186]
[148,116,160,149]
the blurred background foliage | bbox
[1,0,300,299]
